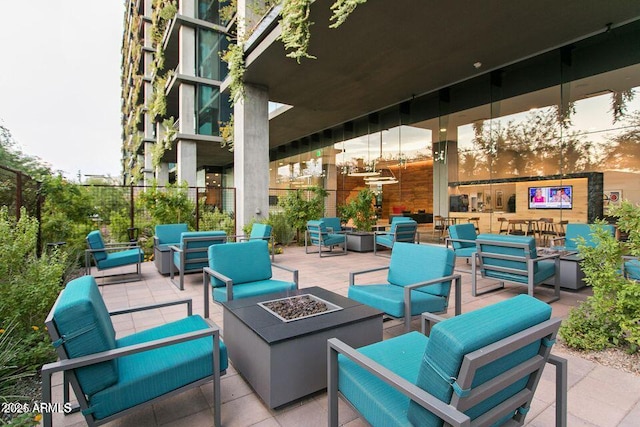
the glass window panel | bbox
[197,0,221,25]
[197,28,225,80]
[197,84,221,136]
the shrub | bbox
[559,201,640,353]
[267,212,295,246]
[0,207,63,370]
[199,206,235,236]
[277,186,328,242]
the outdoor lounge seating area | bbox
[53,236,640,427]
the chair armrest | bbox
[104,242,140,248]
[349,266,391,286]
[203,266,234,300]
[404,274,463,317]
[534,252,561,262]
[327,338,471,427]
[550,236,566,247]
[169,244,183,254]
[109,299,193,317]
[421,312,446,336]
[272,263,299,287]
[547,353,568,427]
[153,236,160,247]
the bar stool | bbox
[497,217,509,234]
[507,219,526,235]
[538,218,559,246]
[433,215,446,239]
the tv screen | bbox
[528,185,573,209]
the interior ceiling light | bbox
[473,61,482,69]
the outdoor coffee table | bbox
[221,286,383,408]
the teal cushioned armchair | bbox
[550,223,615,252]
[328,294,568,427]
[473,233,560,302]
[348,242,461,332]
[153,223,188,275]
[203,240,298,317]
[446,223,478,272]
[373,218,418,257]
[85,230,144,284]
[170,230,227,290]
[305,220,347,257]
[41,275,228,427]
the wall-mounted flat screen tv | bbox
[528,185,573,209]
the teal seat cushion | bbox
[86,230,108,262]
[388,243,455,297]
[453,246,476,258]
[448,223,476,249]
[250,223,272,239]
[484,259,556,285]
[375,234,394,248]
[53,275,118,396]
[391,216,414,224]
[407,295,552,426]
[89,315,228,420]
[155,224,188,245]
[348,284,447,317]
[564,223,615,251]
[324,233,346,246]
[213,279,297,303]
[338,331,427,427]
[98,248,144,270]
[625,259,640,281]
[208,240,272,287]
[321,217,342,233]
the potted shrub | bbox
[339,189,377,252]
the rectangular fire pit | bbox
[222,287,383,408]
[258,294,342,322]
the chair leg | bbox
[548,354,568,427]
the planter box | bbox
[346,232,375,252]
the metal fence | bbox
[0,164,41,221]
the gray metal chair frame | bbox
[203,263,299,318]
[41,298,224,427]
[328,312,568,427]
[304,224,347,257]
[472,238,561,302]
[170,234,228,290]
[84,242,142,285]
[350,266,462,332]
[373,221,418,257]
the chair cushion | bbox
[250,223,272,239]
[86,230,108,262]
[452,247,476,258]
[565,223,615,251]
[348,284,447,318]
[448,223,476,249]
[98,248,144,270]
[89,315,228,420]
[209,240,272,287]
[323,233,346,246]
[625,259,640,281]
[213,279,297,303]
[388,243,455,297]
[321,217,342,233]
[155,224,188,245]
[174,231,227,272]
[375,234,394,248]
[338,331,428,427]
[407,294,552,426]
[52,275,118,396]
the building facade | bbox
[121,1,640,233]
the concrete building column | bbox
[156,163,169,186]
[177,140,197,186]
[143,141,154,185]
[234,83,269,234]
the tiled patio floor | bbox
[48,243,640,427]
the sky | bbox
[0,1,126,181]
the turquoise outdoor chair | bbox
[446,223,478,272]
[305,220,347,257]
[348,242,461,332]
[373,218,418,257]
[232,222,275,261]
[550,223,615,252]
[203,239,298,317]
[328,294,568,427]
[41,275,228,427]
[85,230,144,284]
[623,256,640,281]
[170,231,227,290]
[473,234,560,302]
[153,223,188,274]
[321,216,352,233]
